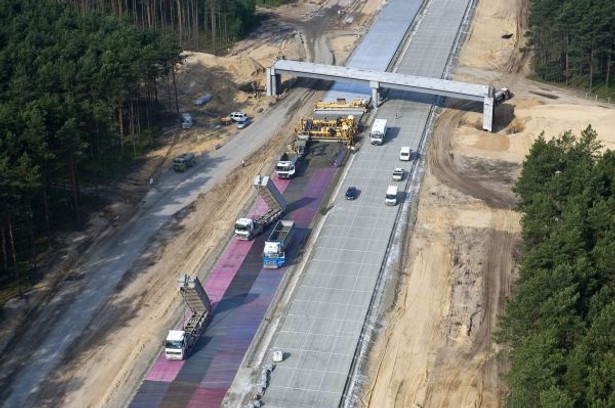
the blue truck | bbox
[263,220,295,269]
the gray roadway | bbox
[260,0,475,406]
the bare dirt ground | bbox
[360,0,615,407]
[0,1,383,408]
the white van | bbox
[229,112,248,123]
[385,185,398,206]
[399,146,411,161]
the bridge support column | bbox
[370,81,380,108]
[266,68,281,96]
[483,96,494,132]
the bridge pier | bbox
[482,96,494,132]
[266,67,280,97]
[370,81,380,107]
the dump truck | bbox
[235,175,287,240]
[370,118,388,145]
[164,275,212,360]
[263,220,295,269]
[275,140,306,179]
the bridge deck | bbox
[270,59,491,101]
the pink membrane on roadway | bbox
[144,176,291,383]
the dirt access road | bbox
[360,0,615,406]
[0,1,383,408]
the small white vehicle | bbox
[399,146,411,161]
[385,185,398,206]
[229,112,248,123]
[392,168,404,181]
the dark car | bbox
[345,186,358,200]
[237,119,251,129]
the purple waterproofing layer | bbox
[131,166,335,407]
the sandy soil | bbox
[360,0,615,407]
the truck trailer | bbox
[235,175,287,240]
[164,275,212,360]
[263,220,295,269]
[370,118,388,145]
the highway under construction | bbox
[127,0,502,407]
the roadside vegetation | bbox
[0,0,181,299]
[69,0,269,52]
[497,127,615,407]
[527,0,615,98]
[0,0,289,308]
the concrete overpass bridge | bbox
[266,59,511,132]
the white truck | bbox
[275,140,306,179]
[164,275,212,360]
[263,220,295,269]
[235,175,287,240]
[370,118,388,145]
[385,185,399,206]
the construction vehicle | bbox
[164,275,212,360]
[235,175,287,240]
[173,153,196,172]
[275,140,306,179]
[296,115,358,145]
[370,118,388,145]
[313,98,369,113]
[263,220,295,269]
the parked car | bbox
[237,119,251,129]
[345,186,358,200]
[229,112,248,123]
[194,93,213,106]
